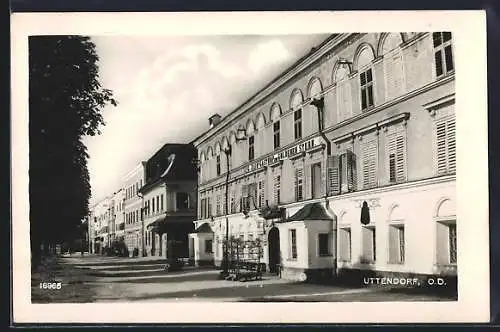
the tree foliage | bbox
[29,35,117,262]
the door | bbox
[268,227,280,274]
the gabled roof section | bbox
[286,202,333,222]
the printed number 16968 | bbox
[39,282,62,290]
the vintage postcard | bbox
[11,10,489,324]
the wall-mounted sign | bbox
[247,136,322,173]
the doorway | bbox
[268,227,280,274]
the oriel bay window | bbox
[433,32,454,78]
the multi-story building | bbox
[122,162,146,256]
[90,196,112,254]
[190,32,456,282]
[139,143,197,259]
[110,189,125,242]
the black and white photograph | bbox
[11,11,489,324]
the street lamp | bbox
[220,127,248,277]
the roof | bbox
[194,222,214,233]
[285,202,333,222]
[189,34,344,146]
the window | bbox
[216,155,221,176]
[340,149,357,193]
[258,180,265,208]
[360,68,374,110]
[156,196,159,213]
[207,197,212,217]
[318,233,331,257]
[200,197,206,219]
[362,226,376,263]
[294,109,302,140]
[388,225,405,263]
[205,239,213,254]
[152,197,155,213]
[362,138,378,189]
[433,32,454,77]
[241,184,248,211]
[436,220,457,265]
[247,183,258,210]
[216,194,221,216]
[273,121,280,150]
[386,130,407,183]
[176,192,190,211]
[289,229,297,259]
[248,136,255,161]
[339,227,352,261]
[230,191,235,213]
[383,46,405,100]
[273,175,281,204]
[449,224,457,264]
[311,163,322,199]
[294,168,304,201]
[160,194,164,211]
[136,210,139,222]
[436,116,456,175]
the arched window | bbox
[387,204,405,264]
[435,197,457,266]
[308,77,323,99]
[215,142,221,176]
[290,89,303,140]
[338,211,352,262]
[355,45,376,111]
[255,112,266,157]
[333,62,352,122]
[246,119,256,161]
[379,33,406,101]
[270,103,281,150]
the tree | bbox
[29,35,117,267]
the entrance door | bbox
[268,227,280,274]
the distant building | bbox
[110,189,125,242]
[190,32,456,282]
[138,143,198,259]
[89,196,112,254]
[122,162,146,256]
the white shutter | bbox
[362,139,378,189]
[436,116,456,175]
[327,155,340,195]
[384,49,405,101]
[294,168,304,201]
[336,80,352,122]
[386,130,407,183]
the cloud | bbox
[248,39,291,74]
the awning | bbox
[147,215,195,235]
[284,202,333,223]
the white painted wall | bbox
[332,177,456,275]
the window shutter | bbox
[294,168,304,201]
[436,116,456,175]
[388,226,398,263]
[386,131,407,183]
[327,155,341,195]
[384,49,405,101]
[346,149,357,191]
[273,175,281,204]
[362,139,378,189]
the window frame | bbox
[294,109,302,140]
[317,233,332,257]
[273,121,281,150]
[289,229,297,260]
[359,67,375,111]
[433,32,454,78]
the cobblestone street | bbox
[31,254,457,303]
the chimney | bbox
[209,113,222,129]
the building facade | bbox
[122,162,146,256]
[139,143,198,259]
[111,189,125,242]
[191,32,456,282]
[90,196,112,254]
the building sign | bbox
[247,136,322,173]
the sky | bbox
[85,34,330,205]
